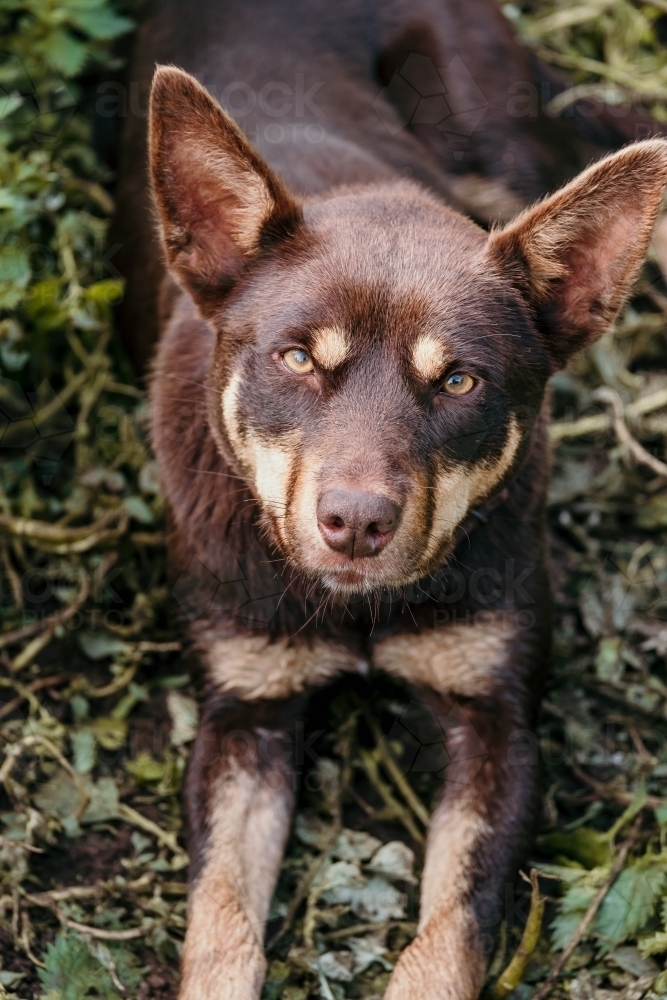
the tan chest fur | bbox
[373,617,516,697]
[205,635,367,700]
[206,618,515,701]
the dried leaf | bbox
[166,690,198,747]
[333,829,382,862]
[366,841,417,884]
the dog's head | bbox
[149,66,667,594]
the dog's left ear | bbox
[487,140,667,369]
[149,65,302,319]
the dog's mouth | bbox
[310,536,456,595]
[317,557,394,589]
[279,517,452,596]
[281,532,414,593]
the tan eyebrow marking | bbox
[412,333,448,381]
[310,326,350,369]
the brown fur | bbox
[112,4,667,997]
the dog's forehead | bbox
[303,182,489,294]
[230,185,496,355]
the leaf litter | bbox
[4,0,667,997]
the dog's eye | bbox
[441,372,476,396]
[282,348,314,374]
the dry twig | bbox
[0,573,90,651]
[490,871,546,999]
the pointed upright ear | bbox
[486,140,667,369]
[149,65,302,317]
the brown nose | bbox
[317,489,400,558]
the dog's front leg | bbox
[179,694,300,1000]
[385,688,538,1000]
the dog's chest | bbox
[204,617,515,701]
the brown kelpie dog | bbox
[112,0,667,996]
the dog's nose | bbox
[317,489,400,558]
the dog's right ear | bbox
[149,65,302,318]
[487,139,667,369]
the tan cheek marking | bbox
[221,371,249,470]
[412,333,447,381]
[206,635,366,700]
[372,618,514,698]
[251,435,298,542]
[287,448,333,560]
[424,415,521,561]
[468,415,521,505]
[426,465,474,552]
[310,325,350,369]
[221,371,298,542]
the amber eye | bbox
[441,372,476,396]
[282,348,314,374]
